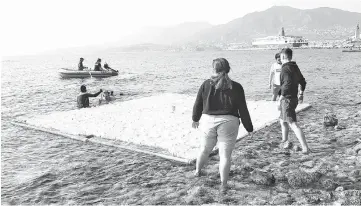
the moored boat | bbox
[59,68,118,78]
[342,49,361,52]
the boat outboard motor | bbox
[104,62,118,72]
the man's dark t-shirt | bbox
[279,61,306,98]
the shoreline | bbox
[223,47,354,51]
[3,46,358,59]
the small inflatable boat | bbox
[59,68,119,78]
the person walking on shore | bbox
[269,53,282,101]
[278,48,310,153]
[192,58,254,192]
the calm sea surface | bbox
[1,50,361,204]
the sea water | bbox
[2,49,361,204]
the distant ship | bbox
[342,23,361,52]
[350,23,361,42]
[252,27,308,48]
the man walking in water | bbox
[77,85,102,108]
[269,53,282,101]
[278,48,310,154]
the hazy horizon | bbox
[1,0,361,56]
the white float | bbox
[14,93,311,163]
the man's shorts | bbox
[280,97,298,123]
[272,84,281,96]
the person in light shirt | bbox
[269,53,282,101]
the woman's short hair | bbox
[212,58,230,74]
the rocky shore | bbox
[170,101,360,205]
[6,95,360,205]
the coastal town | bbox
[227,24,361,50]
[119,23,361,52]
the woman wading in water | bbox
[192,58,254,192]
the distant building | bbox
[350,23,360,42]
[345,23,361,48]
[252,27,308,48]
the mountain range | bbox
[119,6,361,46]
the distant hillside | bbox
[186,6,361,44]
[118,22,213,45]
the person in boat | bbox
[94,58,103,71]
[278,48,310,154]
[104,62,111,70]
[192,58,253,193]
[77,85,102,108]
[78,58,88,71]
[269,53,282,101]
[104,62,118,73]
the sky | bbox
[1,0,361,56]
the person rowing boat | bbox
[93,58,118,72]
